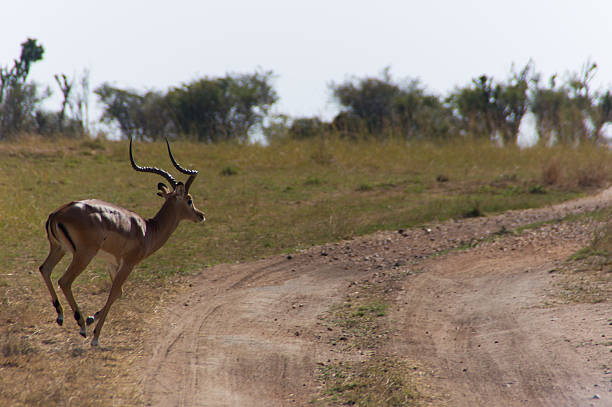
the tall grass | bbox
[1,136,609,281]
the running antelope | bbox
[39,138,205,346]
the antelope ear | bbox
[157,182,171,197]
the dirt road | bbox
[142,189,612,406]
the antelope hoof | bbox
[90,338,99,347]
[86,316,95,326]
[79,329,87,338]
[56,315,64,326]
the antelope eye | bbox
[187,197,193,206]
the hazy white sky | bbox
[2,0,612,124]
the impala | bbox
[39,138,205,346]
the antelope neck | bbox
[144,200,180,256]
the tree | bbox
[72,68,91,136]
[0,38,45,138]
[448,62,534,144]
[330,70,456,140]
[55,74,73,132]
[531,61,600,145]
[96,70,277,142]
[165,78,226,141]
[392,79,457,140]
[0,38,44,99]
[496,62,534,144]
[531,75,568,145]
[565,60,598,143]
[95,84,171,140]
[166,70,278,142]
[594,91,612,142]
[330,68,399,134]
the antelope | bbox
[39,138,205,346]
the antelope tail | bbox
[46,214,77,252]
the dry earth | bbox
[141,189,612,406]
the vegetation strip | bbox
[311,275,424,406]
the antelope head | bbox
[130,137,205,224]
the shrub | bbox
[220,165,239,176]
[288,117,325,139]
[542,159,562,186]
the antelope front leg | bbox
[91,263,132,347]
[58,251,96,338]
[87,262,123,326]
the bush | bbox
[329,70,458,140]
[96,70,278,142]
[220,166,239,176]
[288,117,326,139]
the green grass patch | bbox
[220,165,239,176]
[352,301,387,318]
[312,358,421,406]
[558,208,612,304]
[324,278,390,351]
[0,136,608,284]
[313,275,423,406]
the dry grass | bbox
[313,358,423,407]
[312,268,441,406]
[312,273,424,406]
[560,211,612,304]
[540,145,611,189]
[558,269,612,304]
[1,136,611,406]
[542,158,562,186]
[0,271,186,406]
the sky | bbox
[3,0,612,133]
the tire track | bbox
[141,187,612,406]
[390,241,611,406]
[143,260,355,406]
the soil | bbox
[141,188,612,406]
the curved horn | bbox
[165,138,198,193]
[129,137,178,188]
[165,138,198,175]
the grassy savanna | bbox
[1,136,611,406]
